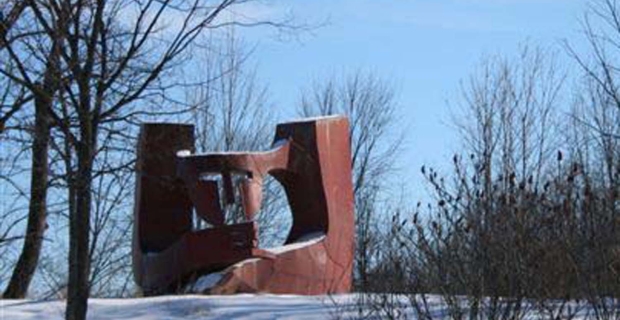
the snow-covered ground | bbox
[0,294,611,319]
[1,294,358,320]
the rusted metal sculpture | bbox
[133,116,355,295]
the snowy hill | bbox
[0,294,605,319]
[2,294,357,320]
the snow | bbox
[0,294,606,319]
[175,139,289,158]
[176,150,192,157]
[0,294,358,320]
[185,273,224,293]
[280,114,344,124]
[266,232,325,254]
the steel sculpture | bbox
[133,116,355,295]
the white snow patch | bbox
[271,138,289,148]
[176,149,192,157]
[224,258,262,272]
[177,139,289,157]
[0,294,358,320]
[185,272,224,293]
[281,114,345,124]
[0,294,603,320]
[267,232,325,254]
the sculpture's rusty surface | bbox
[133,116,355,295]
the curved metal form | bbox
[133,116,355,295]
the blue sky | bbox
[238,0,589,201]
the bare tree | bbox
[0,129,30,286]
[0,1,26,46]
[52,1,280,317]
[1,1,66,298]
[453,45,564,197]
[186,29,290,247]
[298,71,403,291]
[370,44,620,318]
[566,0,620,194]
[0,0,29,131]
[561,1,620,314]
[424,45,566,301]
[0,1,289,318]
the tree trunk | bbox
[3,94,51,299]
[66,123,94,320]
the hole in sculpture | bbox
[190,172,292,249]
[255,175,292,248]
